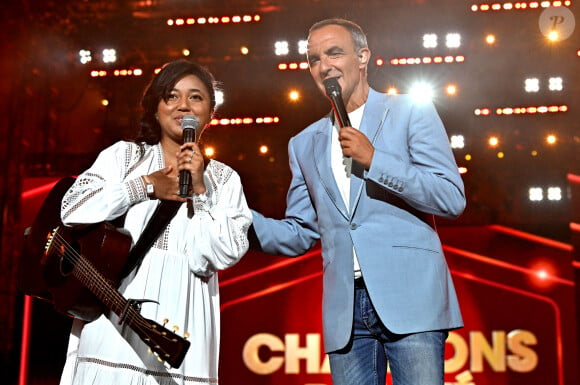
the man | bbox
[250,18,465,385]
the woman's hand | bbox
[177,141,206,195]
[144,166,187,201]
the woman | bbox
[58,60,251,384]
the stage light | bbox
[529,187,543,201]
[446,33,461,48]
[101,99,109,107]
[215,90,224,107]
[289,90,300,102]
[524,78,540,92]
[275,41,289,56]
[488,136,499,147]
[548,77,563,91]
[465,154,472,161]
[182,48,190,56]
[471,1,571,12]
[547,187,562,201]
[409,82,434,103]
[102,48,116,63]
[475,104,567,116]
[450,135,465,149]
[546,134,557,145]
[458,166,468,174]
[167,14,260,27]
[388,55,465,66]
[386,87,398,95]
[474,108,491,116]
[497,151,505,159]
[446,84,457,96]
[79,49,92,64]
[277,62,308,71]
[255,117,280,124]
[240,46,249,55]
[547,30,559,41]
[210,116,279,126]
[259,145,269,155]
[537,269,547,278]
[423,33,437,48]
[485,34,496,45]
[204,146,215,158]
[298,40,308,55]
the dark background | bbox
[0,1,578,384]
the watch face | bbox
[146,184,154,195]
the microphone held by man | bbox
[323,77,352,128]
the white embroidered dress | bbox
[58,141,251,385]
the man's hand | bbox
[338,126,374,169]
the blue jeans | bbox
[328,281,448,385]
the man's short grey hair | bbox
[309,18,368,51]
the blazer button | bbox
[350,223,358,230]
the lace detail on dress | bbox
[126,178,146,203]
[124,143,146,177]
[206,161,233,192]
[76,357,219,383]
[152,223,171,250]
[61,173,105,220]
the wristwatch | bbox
[142,176,154,198]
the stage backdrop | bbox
[17,178,578,385]
[217,227,578,385]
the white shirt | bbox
[330,104,365,278]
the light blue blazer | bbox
[251,88,466,353]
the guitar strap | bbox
[120,200,183,278]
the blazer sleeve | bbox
[251,137,320,256]
[366,97,466,218]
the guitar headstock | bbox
[136,317,191,368]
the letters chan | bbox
[242,330,539,375]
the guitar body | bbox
[18,177,133,322]
[45,222,133,321]
[18,177,191,368]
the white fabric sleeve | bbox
[61,141,148,226]
[185,164,251,276]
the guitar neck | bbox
[72,253,190,368]
[72,255,139,324]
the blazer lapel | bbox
[349,89,390,216]
[313,116,349,220]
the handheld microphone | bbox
[323,77,351,128]
[179,115,199,197]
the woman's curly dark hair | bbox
[135,60,217,145]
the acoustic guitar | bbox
[17,177,190,368]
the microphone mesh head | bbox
[181,115,199,130]
[323,77,341,97]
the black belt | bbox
[354,277,365,289]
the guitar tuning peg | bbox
[184,332,190,339]
[148,348,153,355]
[172,325,179,333]
[157,355,164,363]
[163,318,169,326]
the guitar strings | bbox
[49,231,160,336]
